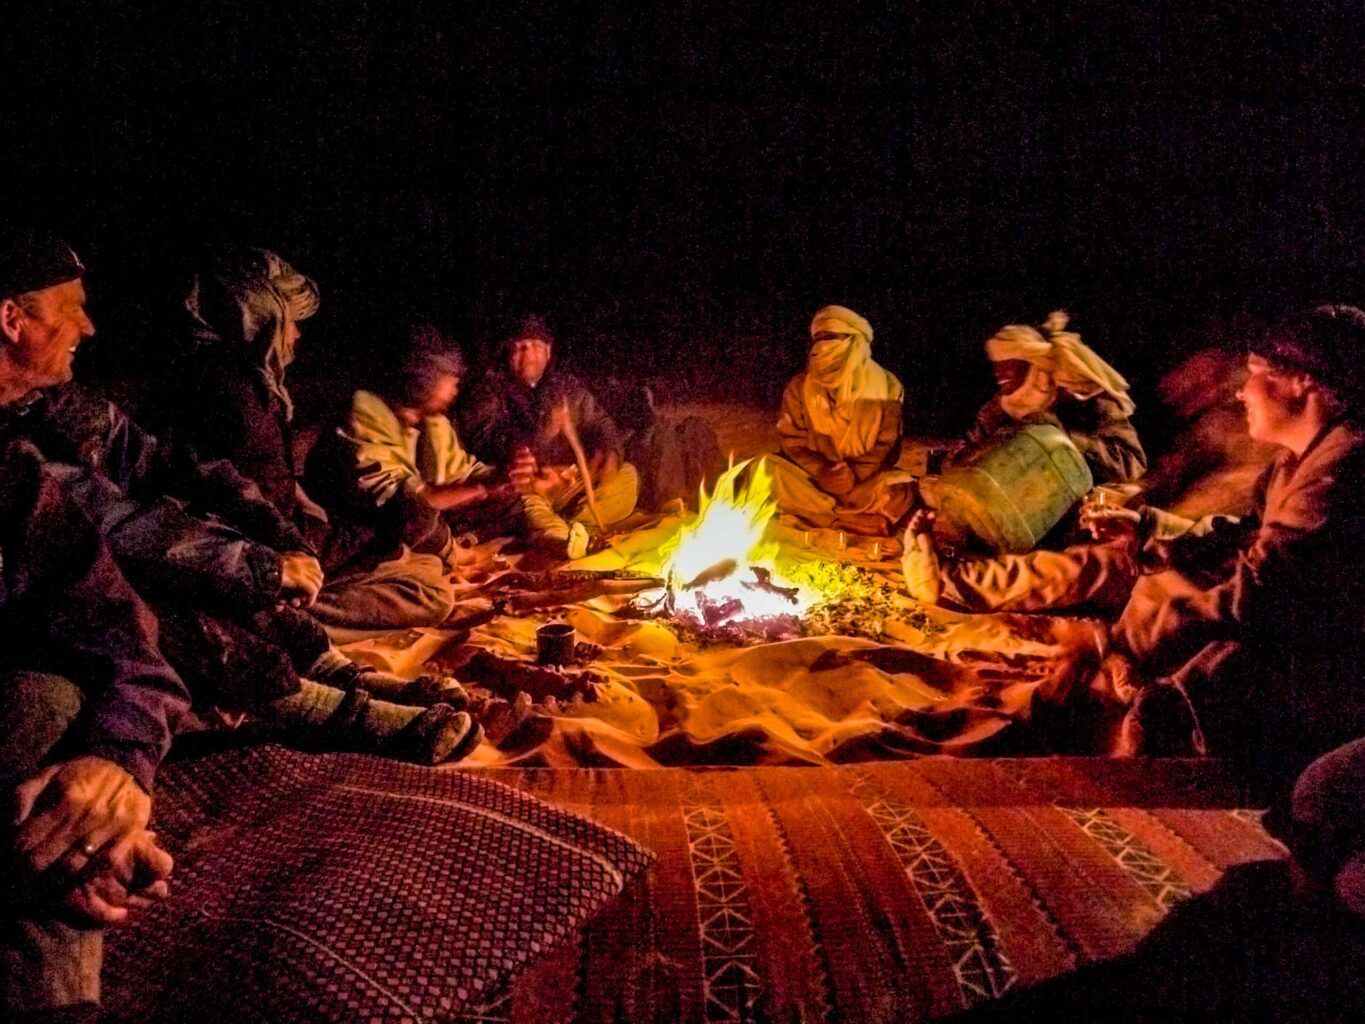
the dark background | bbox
[5,0,1365,434]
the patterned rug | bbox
[101,745,654,1024]
[454,758,1284,1024]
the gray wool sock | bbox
[268,679,421,739]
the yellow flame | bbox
[653,458,819,619]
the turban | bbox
[803,304,902,457]
[810,304,874,345]
[985,310,1135,417]
[184,248,319,419]
[0,229,84,301]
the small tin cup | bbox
[536,622,576,665]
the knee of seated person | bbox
[0,672,85,785]
[1290,737,1365,828]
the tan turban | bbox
[804,304,903,457]
[185,248,320,419]
[985,310,1134,417]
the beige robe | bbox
[769,372,913,530]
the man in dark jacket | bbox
[0,239,188,1017]
[459,315,638,555]
[0,232,480,765]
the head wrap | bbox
[803,304,903,457]
[1256,304,1365,410]
[0,229,84,301]
[985,310,1134,417]
[184,248,319,419]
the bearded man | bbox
[459,315,638,557]
[767,305,913,533]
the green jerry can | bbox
[935,423,1093,552]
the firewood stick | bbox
[556,400,607,532]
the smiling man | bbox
[459,314,638,557]
[1080,305,1365,782]
[0,230,188,1020]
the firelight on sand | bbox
[648,458,824,620]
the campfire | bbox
[624,459,833,637]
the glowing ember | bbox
[645,458,823,622]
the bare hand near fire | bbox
[1080,501,1141,541]
[279,551,324,608]
[507,446,538,490]
[532,464,582,500]
[901,509,942,605]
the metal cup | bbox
[536,622,576,665]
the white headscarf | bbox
[803,305,903,457]
[985,310,1134,417]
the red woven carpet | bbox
[458,758,1284,1024]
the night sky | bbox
[7,1,1365,431]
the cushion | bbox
[102,744,653,1022]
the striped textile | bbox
[457,758,1283,1024]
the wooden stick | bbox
[556,400,607,532]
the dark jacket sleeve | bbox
[43,383,309,555]
[458,377,512,466]
[170,368,301,524]
[1062,393,1147,484]
[53,468,284,612]
[0,444,189,792]
[565,374,623,458]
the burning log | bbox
[684,558,738,590]
[618,588,675,620]
[742,566,800,605]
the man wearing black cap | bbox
[0,234,189,1017]
[459,314,639,556]
[1084,305,1365,783]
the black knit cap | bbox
[1256,305,1365,401]
[507,314,553,347]
[0,228,84,301]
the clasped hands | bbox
[818,461,856,496]
[11,755,172,927]
[512,445,619,499]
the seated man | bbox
[305,324,535,559]
[0,231,480,764]
[0,439,186,1020]
[459,314,638,555]
[962,310,1146,484]
[171,248,457,638]
[767,305,913,533]
[914,306,1365,782]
